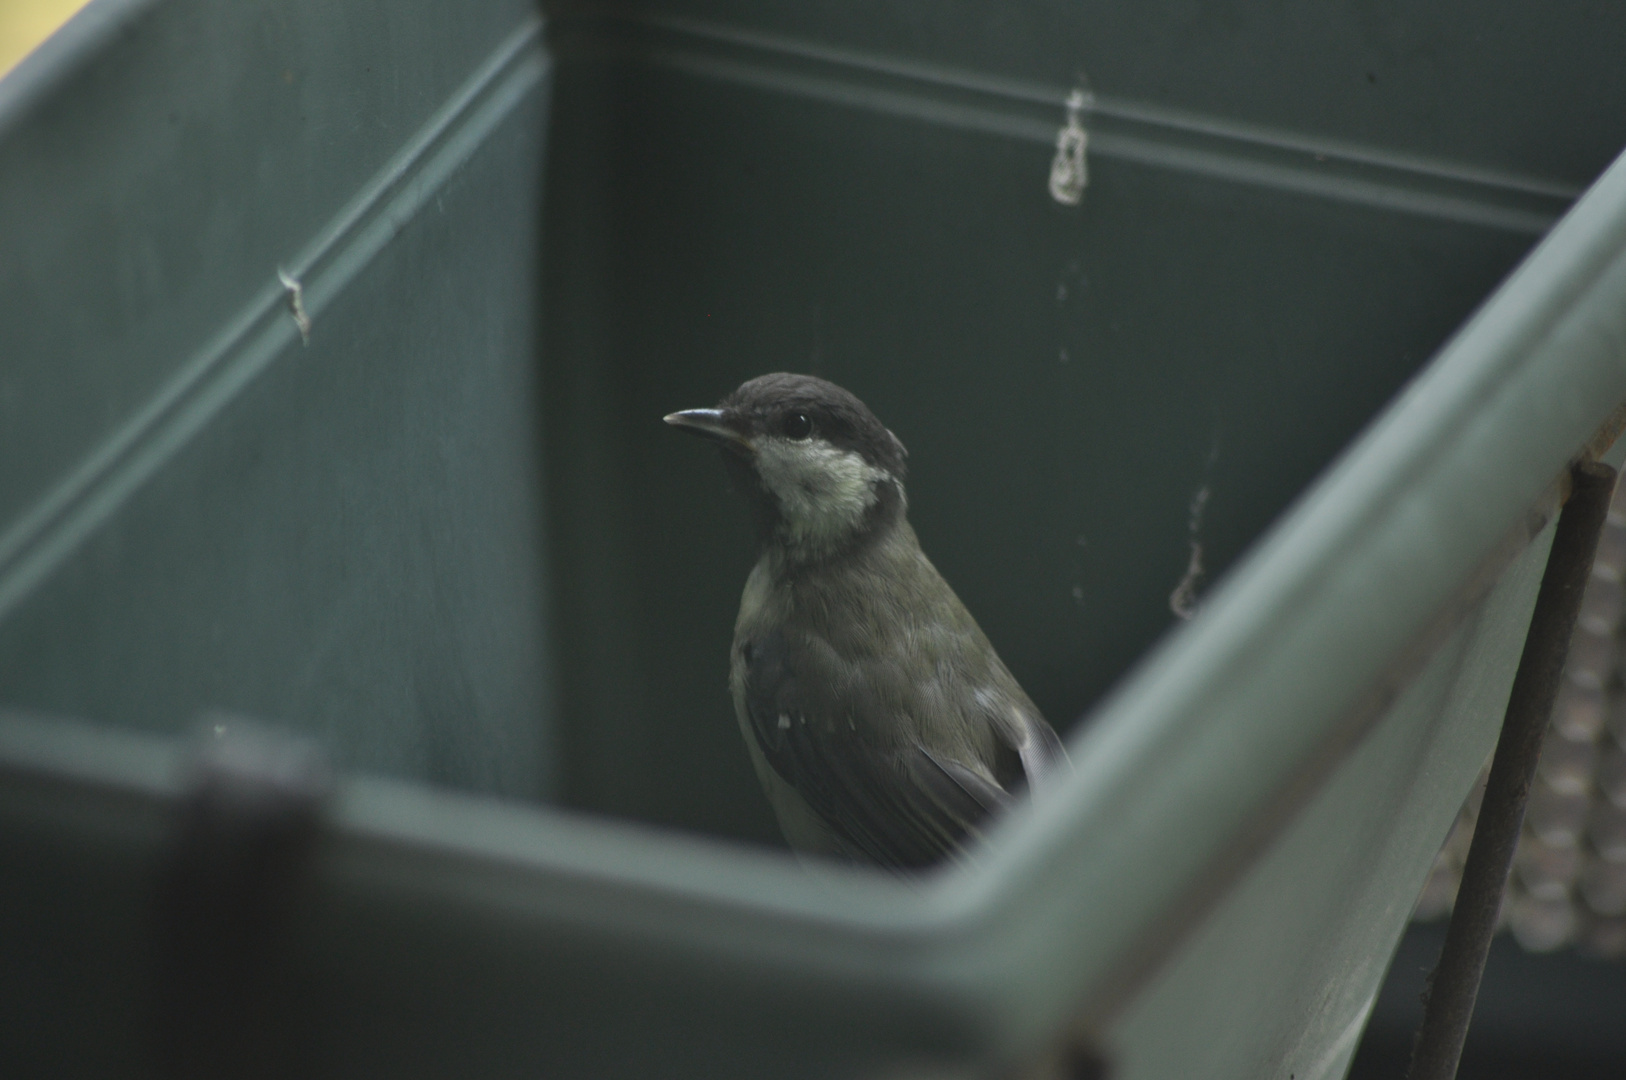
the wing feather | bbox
[741,630,1009,869]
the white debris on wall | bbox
[1049,89,1090,206]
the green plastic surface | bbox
[3,2,1626,1077]
[0,0,556,799]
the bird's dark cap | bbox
[665,373,909,480]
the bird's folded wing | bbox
[989,698,1070,796]
[742,630,1010,869]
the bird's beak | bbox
[663,408,754,453]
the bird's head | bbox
[666,373,910,561]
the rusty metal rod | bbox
[1405,459,1617,1080]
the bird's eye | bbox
[781,412,814,439]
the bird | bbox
[665,373,1068,870]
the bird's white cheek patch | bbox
[754,437,890,554]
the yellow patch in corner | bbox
[1,0,93,79]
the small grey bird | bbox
[666,373,1068,870]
